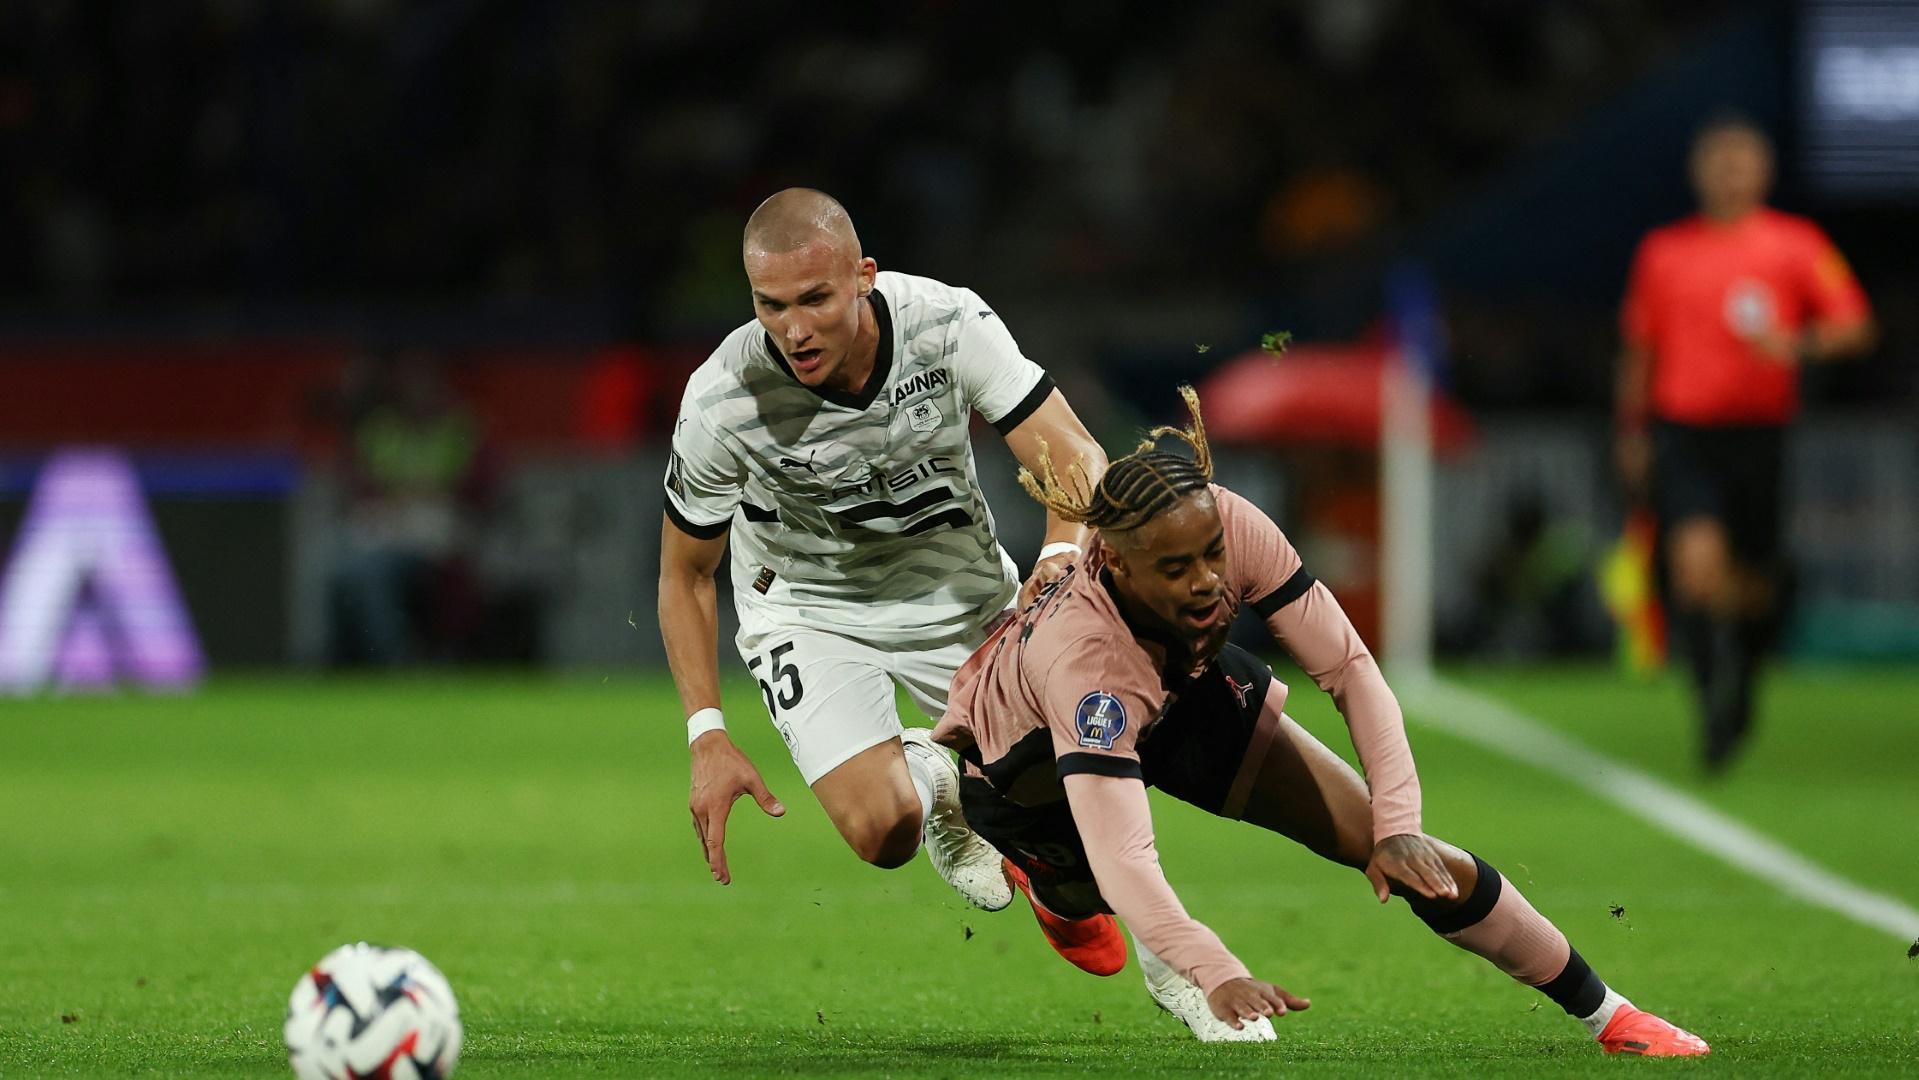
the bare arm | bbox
[1799,317,1877,363]
[1614,342,1653,499]
[658,515,728,716]
[1002,389,1108,602]
[659,515,783,885]
[1616,342,1652,429]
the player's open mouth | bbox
[1183,598,1224,629]
[789,348,824,372]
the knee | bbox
[1394,841,1494,927]
[1321,814,1374,872]
[1671,560,1722,608]
[1371,835,1477,904]
[845,804,923,869]
[1668,528,1731,607]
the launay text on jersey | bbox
[890,367,950,405]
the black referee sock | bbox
[1674,608,1716,702]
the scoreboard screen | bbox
[1800,0,1919,198]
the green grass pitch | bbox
[2,664,1916,1077]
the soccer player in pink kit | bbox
[934,388,1708,1054]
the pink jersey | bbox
[934,484,1421,993]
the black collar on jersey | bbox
[1099,566,1227,686]
[763,288,894,411]
[1100,566,1185,654]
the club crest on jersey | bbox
[1074,691,1127,750]
[905,398,943,433]
[1724,277,1777,337]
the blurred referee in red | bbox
[1615,114,1875,770]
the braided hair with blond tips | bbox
[1017,385,1215,533]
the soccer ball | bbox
[284,943,462,1080]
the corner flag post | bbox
[1380,263,1440,682]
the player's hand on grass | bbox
[1018,550,1077,607]
[688,731,785,885]
[1364,833,1459,904]
[1206,977,1310,1028]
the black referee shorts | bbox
[1651,420,1787,565]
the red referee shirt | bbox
[1620,207,1870,426]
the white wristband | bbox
[686,707,726,745]
[1037,541,1083,564]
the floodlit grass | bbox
[2,664,1915,1076]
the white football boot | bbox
[899,727,1013,911]
[1138,937,1277,1043]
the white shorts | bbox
[733,622,989,786]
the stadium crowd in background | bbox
[2,3,1732,317]
[10,4,1913,421]
[327,351,498,666]
[2,0,1914,687]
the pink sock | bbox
[1441,880,1571,987]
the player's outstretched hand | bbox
[1364,833,1459,904]
[688,731,785,885]
[1206,977,1310,1028]
[1018,550,1077,607]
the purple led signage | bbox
[0,449,205,693]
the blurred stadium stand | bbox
[1,0,1914,677]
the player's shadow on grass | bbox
[469,1025,1592,1074]
[471,1027,1487,1074]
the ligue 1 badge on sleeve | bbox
[1074,691,1127,750]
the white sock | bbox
[1578,986,1632,1037]
[900,748,937,832]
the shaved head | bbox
[743,188,861,259]
[741,188,879,396]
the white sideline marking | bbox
[1401,675,1919,941]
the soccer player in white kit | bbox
[658,188,1107,909]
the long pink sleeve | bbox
[1062,773,1251,994]
[1266,582,1422,843]
[1216,486,1423,844]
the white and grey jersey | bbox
[664,270,1054,648]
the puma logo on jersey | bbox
[778,450,819,473]
[890,367,950,404]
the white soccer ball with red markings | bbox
[284,943,462,1080]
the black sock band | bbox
[1402,852,1502,934]
[1536,946,1608,1018]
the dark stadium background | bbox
[5,0,1915,678]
